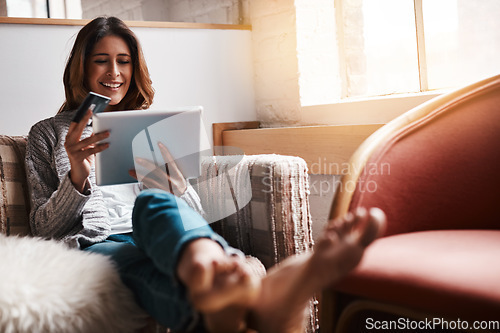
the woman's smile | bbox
[101,81,123,89]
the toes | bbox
[369,207,387,234]
[357,207,386,247]
[324,207,386,248]
[316,227,341,252]
[327,207,364,237]
[337,210,357,236]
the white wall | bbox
[0,23,256,138]
[249,0,302,126]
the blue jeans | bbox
[84,189,234,332]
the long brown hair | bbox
[59,16,154,113]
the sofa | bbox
[0,135,317,332]
[321,74,500,332]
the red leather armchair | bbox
[322,74,500,332]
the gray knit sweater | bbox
[25,109,203,248]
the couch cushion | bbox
[0,135,31,236]
[350,82,500,236]
[335,230,500,321]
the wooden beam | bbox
[0,17,252,30]
[220,124,383,174]
[212,121,260,147]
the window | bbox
[337,0,500,98]
[5,0,81,19]
[5,0,48,18]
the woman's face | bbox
[86,35,133,107]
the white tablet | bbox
[92,106,206,186]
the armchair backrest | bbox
[0,135,31,236]
[330,75,500,237]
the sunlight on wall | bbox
[295,0,341,106]
[250,0,302,126]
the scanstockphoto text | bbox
[366,317,500,331]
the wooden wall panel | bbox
[217,124,384,174]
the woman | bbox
[25,16,386,333]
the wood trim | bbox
[218,124,383,175]
[414,0,428,91]
[334,0,348,98]
[0,17,252,30]
[0,17,89,26]
[212,121,260,148]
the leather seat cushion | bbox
[335,230,500,321]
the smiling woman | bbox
[58,16,154,113]
[86,35,132,107]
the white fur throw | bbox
[0,234,148,333]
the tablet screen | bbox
[92,107,206,186]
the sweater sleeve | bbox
[25,120,91,240]
[25,116,112,248]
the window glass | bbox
[423,0,500,89]
[6,0,47,18]
[343,0,420,97]
[5,0,81,19]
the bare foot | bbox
[249,207,386,333]
[190,257,260,313]
[176,238,261,332]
